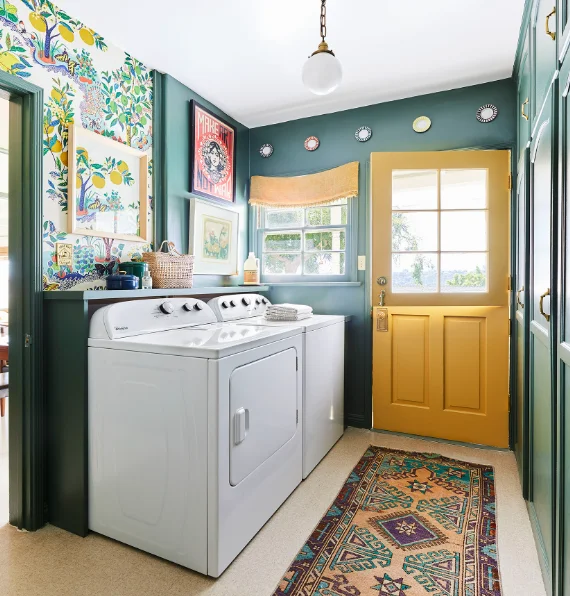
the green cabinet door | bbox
[519,31,532,162]
[529,80,557,594]
[515,148,530,497]
[533,0,558,125]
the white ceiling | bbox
[56,1,525,128]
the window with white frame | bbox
[256,198,352,280]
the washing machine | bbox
[209,294,345,479]
[88,297,303,577]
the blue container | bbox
[106,273,139,290]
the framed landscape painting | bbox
[190,100,236,203]
[189,198,239,275]
[68,126,148,242]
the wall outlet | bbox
[358,255,366,270]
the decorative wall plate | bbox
[476,104,498,123]
[413,116,432,133]
[304,136,320,151]
[259,143,274,158]
[355,126,372,142]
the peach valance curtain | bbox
[249,161,359,208]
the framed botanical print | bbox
[68,126,148,242]
[190,100,236,203]
[189,198,239,275]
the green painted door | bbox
[515,148,530,495]
[529,81,557,593]
[533,0,558,125]
[559,0,570,61]
[518,31,531,162]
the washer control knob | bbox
[221,301,229,309]
[230,300,237,307]
[160,301,174,314]
[261,298,268,304]
[242,297,251,306]
[183,302,193,311]
[255,299,261,305]
[194,302,204,311]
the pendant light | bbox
[302,0,343,96]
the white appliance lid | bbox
[88,323,302,358]
[233,314,346,331]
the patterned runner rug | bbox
[273,446,501,596]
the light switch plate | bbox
[55,242,74,268]
[358,255,366,270]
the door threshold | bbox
[371,428,511,453]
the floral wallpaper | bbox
[0,0,153,290]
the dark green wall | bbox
[249,78,517,428]
[161,74,250,286]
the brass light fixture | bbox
[302,0,343,96]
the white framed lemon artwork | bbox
[67,126,149,242]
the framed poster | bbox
[67,126,148,242]
[189,198,239,275]
[190,101,236,203]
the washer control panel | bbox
[89,298,218,339]
[208,294,270,322]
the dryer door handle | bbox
[234,407,248,445]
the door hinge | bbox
[296,410,299,424]
[296,357,298,371]
[24,334,32,347]
[507,275,513,291]
[508,174,513,190]
[508,318,512,336]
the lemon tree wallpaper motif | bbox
[0,0,153,290]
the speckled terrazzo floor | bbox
[0,427,546,596]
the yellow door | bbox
[371,151,510,448]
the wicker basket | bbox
[142,241,194,289]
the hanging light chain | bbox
[320,0,327,42]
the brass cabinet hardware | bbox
[517,286,525,309]
[539,288,551,322]
[521,98,529,121]
[376,308,388,332]
[378,290,386,306]
[546,7,556,40]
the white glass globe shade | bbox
[302,52,343,95]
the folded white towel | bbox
[266,303,313,316]
[264,312,314,322]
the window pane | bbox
[441,169,487,209]
[0,153,7,195]
[263,231,301,252]
[441,253,487,292]
[263,253,302,275]
[392,212,438,251]
[265,208,303,229]
[392,170,437,210]
[441,211,487,251]
[304,252,345,275]
[306,204,347,226]
[392,253,437,293]
[305,230,345,251]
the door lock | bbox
[377,276,387,286]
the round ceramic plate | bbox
[304,136,320,151]
[476,104,498,123]
[355,126,372,142]
[413,116,432,133]
[259,143,273,158]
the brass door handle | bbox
[521,98,529,121]
[517,286,525,309]
[546,7,556,40]
[539,288,551,322]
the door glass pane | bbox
[441,169,487,209]
[304,252,345,275]
[263,231,301,252]
[441,253,488,292]
[263,254,302,275]
[305,230,345,251]
[392,170,438,210]
[265,209,303,229]
[441,211,487,251]
[0,153,7,194]
[392,253,437,293]
[392,212,438,251]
